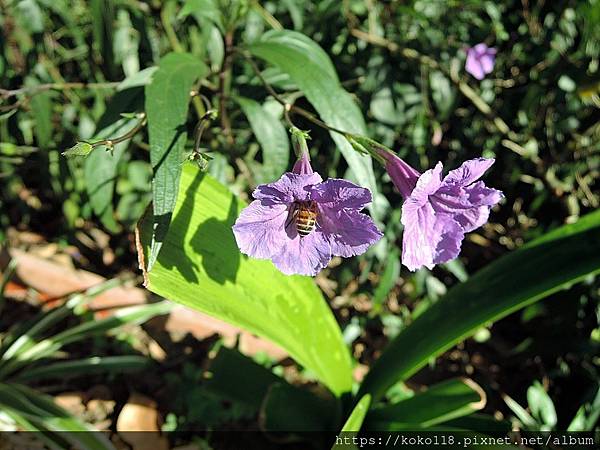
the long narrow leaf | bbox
[365,378,486,430]
[0,383,114,450]
[331,395,371,450]
[12,356,150,382]
[0,278,124,363]
[359,210,600,401]
[0,302,171,378]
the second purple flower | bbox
[233,150,382,276]
[465,43,496,80]
[380,150,503,271]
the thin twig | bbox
[0,82,120,100]
[91,113,147,149]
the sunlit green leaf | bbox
[331,394,371,450]
[527,381,557,428]
[138,163,353,395]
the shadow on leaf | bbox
[190,194,241,285]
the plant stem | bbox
[91,113,147,149]
[160,1,185,53]
[250,0,283,30]
[219,31,235,145]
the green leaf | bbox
[138,163,353,395]
[84,88,144,232]
[0,278,123,362]
[372,249,400,307]
[145,52,208,271]
[117,66,158,91]
[340,394,371,433]
[248,30,383,220]
[236,96,289,184]
[179,0,224,32]
[12,356,150,382]
[567,385,600,431]
[365,378,486,430]
[0,383,115,450]
[527,381,557,428]
[62,142,94,158]
[260,382,339,432]
[331,394,371,450]
[0,302,171,378]
[204,347,281,411]
[84,125,130,232]
[503,393,537,429]
[28,86,53,146]
[359,210,600,401]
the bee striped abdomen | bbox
[295,201,318,237]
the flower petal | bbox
[431,182,502,233]
[292,150,313,175]
[465,181,504,206]
[319,208,382,258]
[465,54,485,80]
[310,178,372,211]
[382,154,421,199]
[401,199,465,271]
[232,201,288,259]
[457,182,503,231]
[271,230,331,276]
[408,162,444,206]
[473,43,490,55]
[479,53,495,74]
[443,158,495,186]
[401,200,438,271]
[432,215,465,265]
[253,172,323,205]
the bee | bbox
[287,201,318,237]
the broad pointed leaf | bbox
[138,163,353,395]
[145,52,208,270]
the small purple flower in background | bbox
[233,149,382,276]
[465,43,497,80]
[378,150,503,271]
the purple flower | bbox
[379,151,503,271]
[465,43,497,80]
[232,151,382,276]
